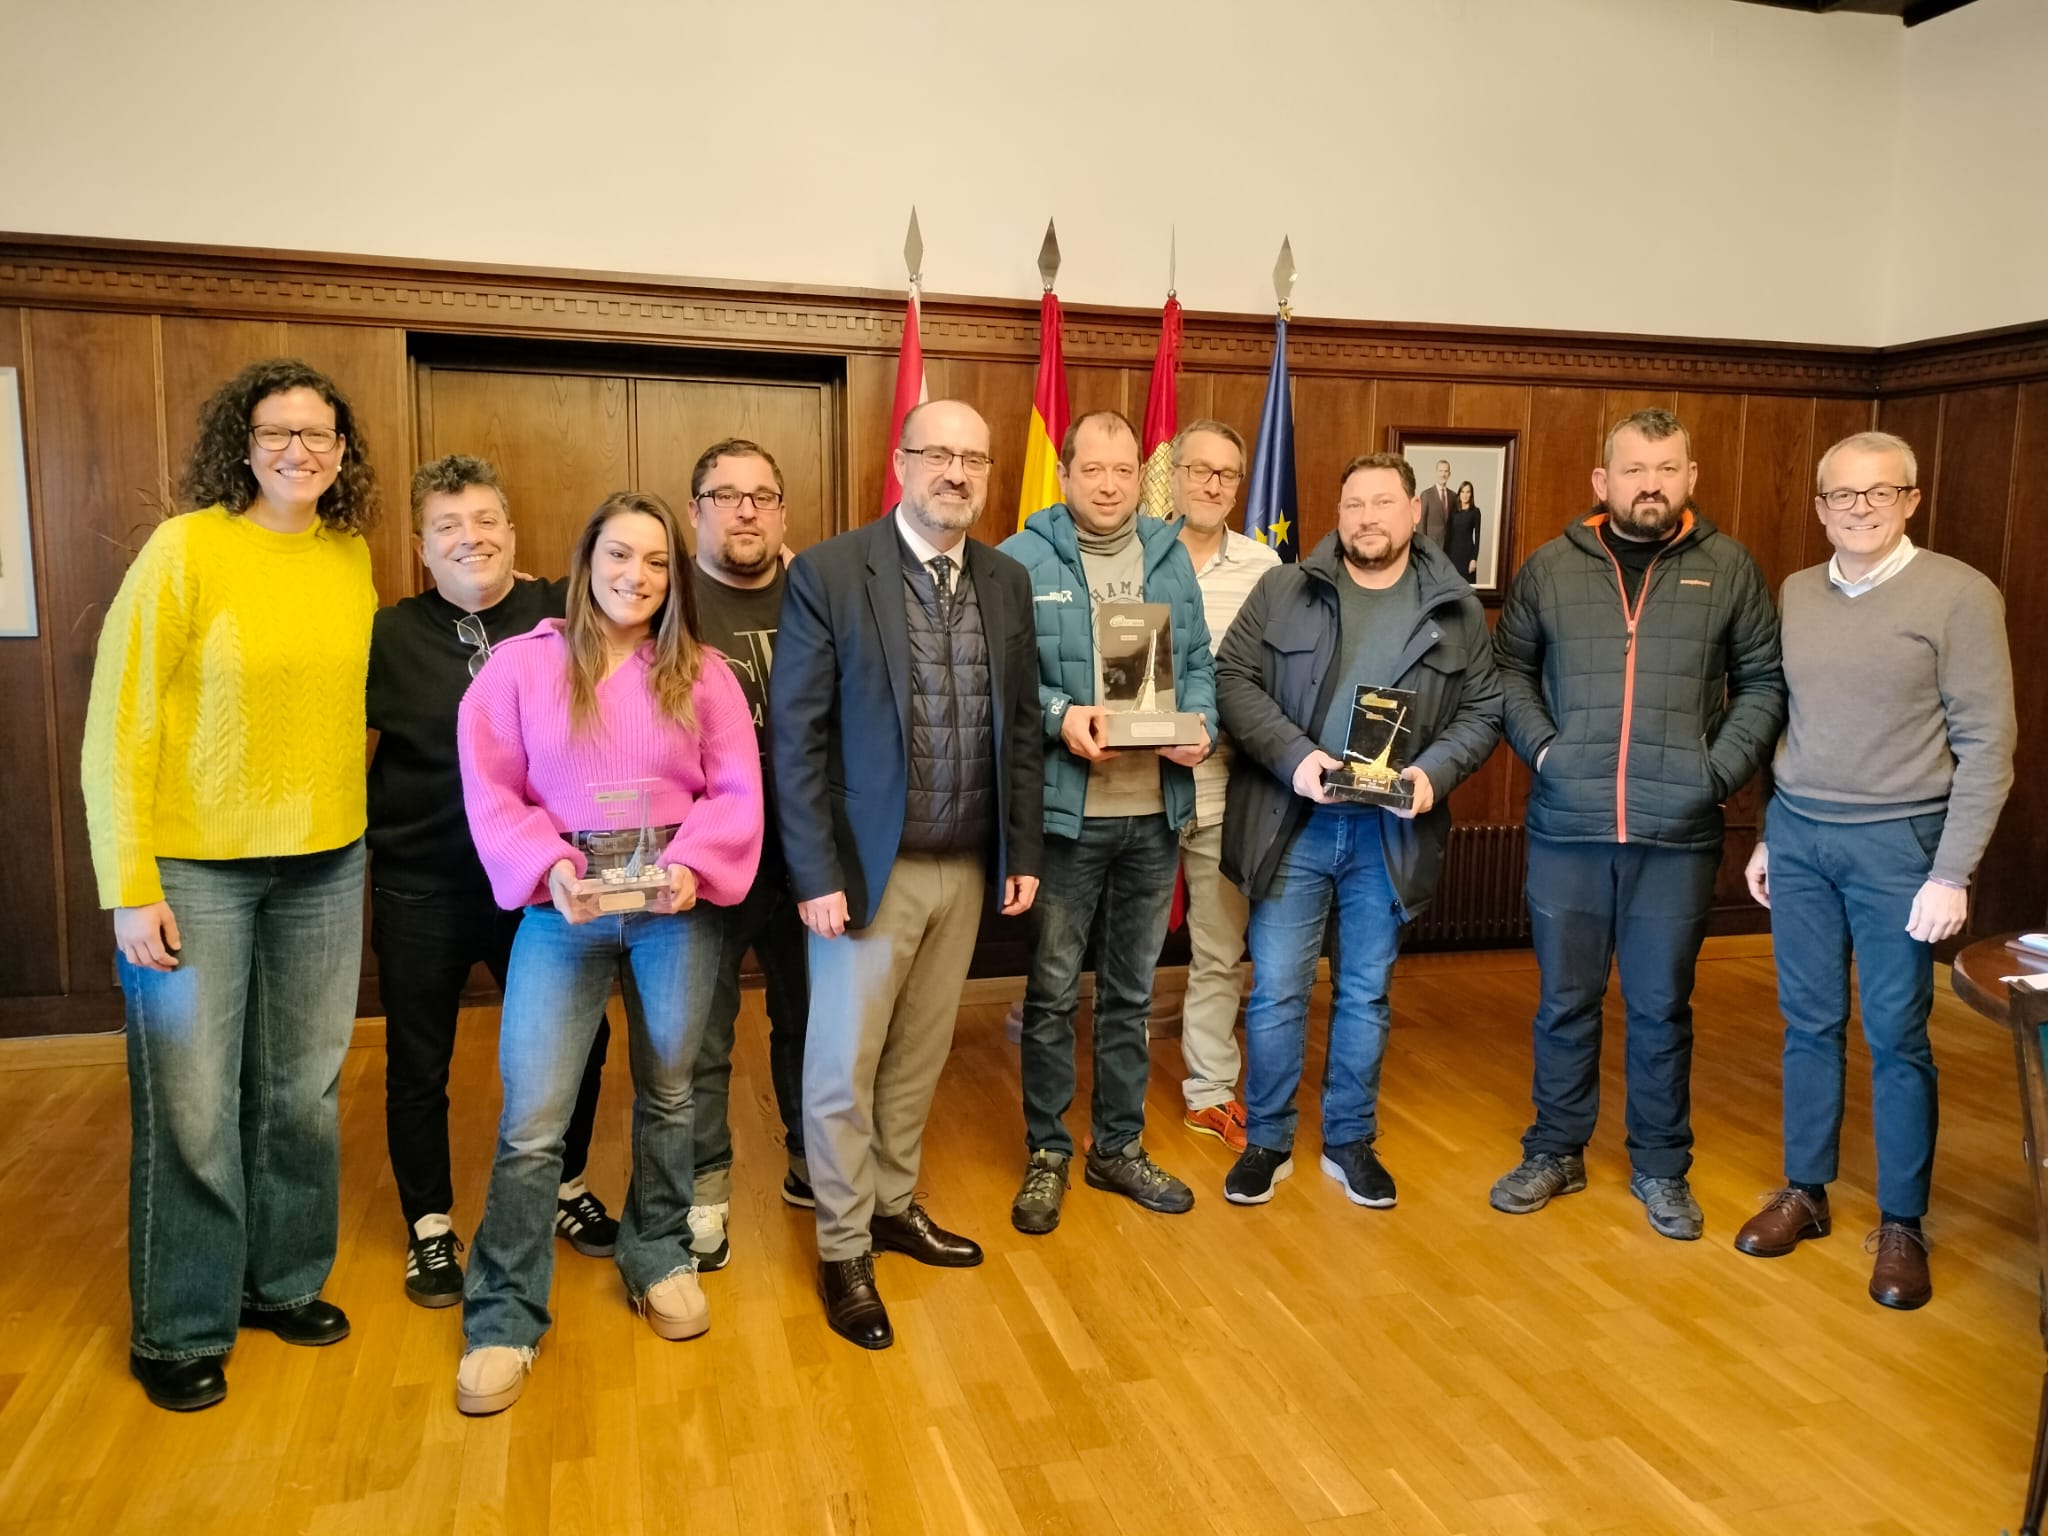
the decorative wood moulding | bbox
[4,233,2043,395]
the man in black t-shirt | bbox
[680,438,812,1272]
[366,456,618,1308]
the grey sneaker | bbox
[1489,1151,1588,1214]
[1630,1172,1704,1241]
[1011,1149,1070,1235]
[1084,1144,1194,1215]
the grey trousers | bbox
[801,854,987,1261]
[1179,819,1251,1111]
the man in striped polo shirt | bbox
[1167,419,1279,1150]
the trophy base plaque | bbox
[1320,765,1414,810]
[1102,710,1205,748]
[570,866,671,913]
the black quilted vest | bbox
[897,547,995,856]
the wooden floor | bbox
[0,942,2037,1535]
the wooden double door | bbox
[414,352,842,586]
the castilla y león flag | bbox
[881,284,928,514]
[1139,295,1182,519]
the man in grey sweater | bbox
[1736,430,2015,1311]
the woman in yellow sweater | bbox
[82,358,379,1413]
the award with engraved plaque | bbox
[1095,601,1203,748]
[1322,685,1417,809]
[568,779,673,912]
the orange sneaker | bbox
[1184,1100,1248,1152]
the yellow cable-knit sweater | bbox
[81,506,377,908]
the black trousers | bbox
[1520,837,1718,1179]
[371,884,610,1228]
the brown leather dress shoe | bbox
[819,1255,893,1349]
[1866,1222,1932,1310]
[1733,1186,1831,1258]
[871,1201,983,1268]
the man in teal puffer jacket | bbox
[999,410,1219,1237]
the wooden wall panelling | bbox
[281,324,414,605]
[0,309,63,1000]
[1065,365,1131,427]
[845,352,895,529]
[1674,391,1745,531]
[420,369,631,581]
[1926,384,2020,583]
[1980,380,2048,936]
[1731,395,1816,598]
[1876,393,1945,542]
[635,379,833,556]
[1289,375,1375,559]
[27,309,162,1006]
[158,317,287,492]
[927,358,1034,550]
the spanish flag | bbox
[1016,288,1069,530]
[881,280,928,515]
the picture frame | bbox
[1385,425,1518,605]
[0,367,35,638]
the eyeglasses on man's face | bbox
[904,446,994,475]
[250,424,341,454]
[1176,461,1244,489]
[1819,484,1914,512]
[695,488,785,512]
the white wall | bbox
[1887,0,2048,343]
[0,0,1968,346]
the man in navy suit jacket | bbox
[770,399,1043,1351]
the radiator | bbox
[1408,824,1530,950]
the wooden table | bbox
[1953,931,2048,1025]
[1952,930,2048,1536]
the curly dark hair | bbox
[178,358,379,533]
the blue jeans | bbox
[463,904,716,1350]
[1020,814,1179,1157]
[1767,799,1943,1217]
[1243,808,1405,1152]
[120,840,365,1360]
[1521,837,1717,1179]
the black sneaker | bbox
[1011,1149,1070,1234]
[1320,1141,1397,1208]
[404,1225,465,1308]
[555,1189,619,1257]
[1084,1144,1194,1214]
[1224,1145,1294,1206]
[781,1172,816,1209]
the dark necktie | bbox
[929,554,954,612]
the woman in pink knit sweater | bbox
[453,491,762,1415]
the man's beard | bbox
[908,486,980,532]
[711,531,778,578]
[1341,531,1405,573]
[1608,494,1683,541]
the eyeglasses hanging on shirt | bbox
[456,613,493,679]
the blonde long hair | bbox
[563,492,703,733]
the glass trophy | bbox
[1323,685,1417,809]
[568,778,672,911]
[1095,600,1203,747]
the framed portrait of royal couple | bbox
[1386,425,1519,605]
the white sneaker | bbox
[642,1269,711,1341]
[455,1345,535,1416]
[686,1202,731,1272]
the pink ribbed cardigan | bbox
[457,621,763,911]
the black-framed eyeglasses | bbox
[1819,484,1914,512]
[250,425,341,453]
[904,446,995,475]
[456,614,493,679]
[695,488,785,512]
[1176,462,1244,488]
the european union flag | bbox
[1245,314,1297,562]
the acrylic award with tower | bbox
[1094,601,1204,747]
[568,778,673,911]
[1323,685,1418,809]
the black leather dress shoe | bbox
[819,1256,893,1350]
[240,1298,351,1346]
[131,1352,227,1412]
[872,1201,983,1268]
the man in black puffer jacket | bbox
[1489,409,1784,1242]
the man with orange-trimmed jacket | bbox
[1488,408,1784,1243]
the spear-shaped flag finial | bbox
[903,206,924,287]
[1037,218,1062,293]
[1273,235,1297,320]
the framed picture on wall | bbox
[0,367,35,638]
[1385,426,1518,605]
